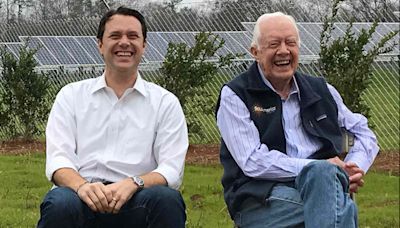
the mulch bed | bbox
[1,140,398,175]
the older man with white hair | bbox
[216,12,379,227]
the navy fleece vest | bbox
[216,62,343,218]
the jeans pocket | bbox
[266,185,303,205]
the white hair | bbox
[251,12,301,48]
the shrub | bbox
[319,0,399,118]
[157,31,242,140]
[0,44,50,141]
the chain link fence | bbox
[0,0,398,151]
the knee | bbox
[297,161,349,187]
[135,185,185,210]
[304,160,344,177]
[141,186,184,205]
[40,187,82,218]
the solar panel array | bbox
[1,22,398,67]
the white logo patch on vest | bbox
[316,114,327,121]
[253,105,276,114]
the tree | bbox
[158,32,242,140]
[0,44,50,140]
[92,0,112,18]
[319,0,399,118]
[67,0,83,19]
[165,0,183,11]
[83,0,93,17]
[37,0,66,20]
[343,0,399,22]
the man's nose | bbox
[118,35,130,47]
[277,42,290,54]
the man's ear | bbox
[97,39,104,57]
[250,46,258,59]
[97,39,102,49]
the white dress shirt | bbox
[217,66,379,181]
[46,73,188,190]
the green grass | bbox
[182,165,232,227]
[0,153,398,227]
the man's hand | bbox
[344,162,365,193]
[327,156,346,168]
[327,157,365,193]
[105,178,139,214]
[76,182,113,213]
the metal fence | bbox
[0,0,399,151]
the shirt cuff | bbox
[344,151,373,173]
[293,158,317,175]
[46,156,77,181]
[152,165,183,190]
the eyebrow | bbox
[108,30,140,35]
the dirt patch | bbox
[368,151,399,175]
[0,140,398,175]
[0,140,45,155]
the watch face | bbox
[134,176,144,187]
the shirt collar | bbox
[90,72,148,97]
[257,63,301,100]
[133,73,148,97]
[90,73,107,94]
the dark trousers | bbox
[37,185,186,228]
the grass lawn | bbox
[0,153,398,227]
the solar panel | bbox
[58,37,97,65]
[23,37,60,65]
[241,22,255,33]
[39,36,78,65]
[209,32,233,56]
[214,32,250,59]
[5,22,396,68]
[330,24,347,41]
[143,43,164,62]
[159,32,185,44]
[75,37,104,64]
[299,23,322,55]
[297,24,319,56]
[383,24,400,53]
[147,33,169,57]
[228,32,253,59]
[157,32,221,60]
[177,32,196,47]
[4,43,22,59]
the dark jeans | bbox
[37,185,186,228]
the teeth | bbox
[275,60,290,65]
[116,51,132,56]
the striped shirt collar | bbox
[257,63,301,100]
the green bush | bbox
[0,45,50,141]
[157,31,242,139]
[319,0,399,118]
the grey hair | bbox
[251,12,301,48]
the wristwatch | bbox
[131,176,144,191]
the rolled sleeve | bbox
[46,156,77,181]
[153,94,188,189]
[45,86,78,182]
[153,165,183,190]
[328,84,379,172]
